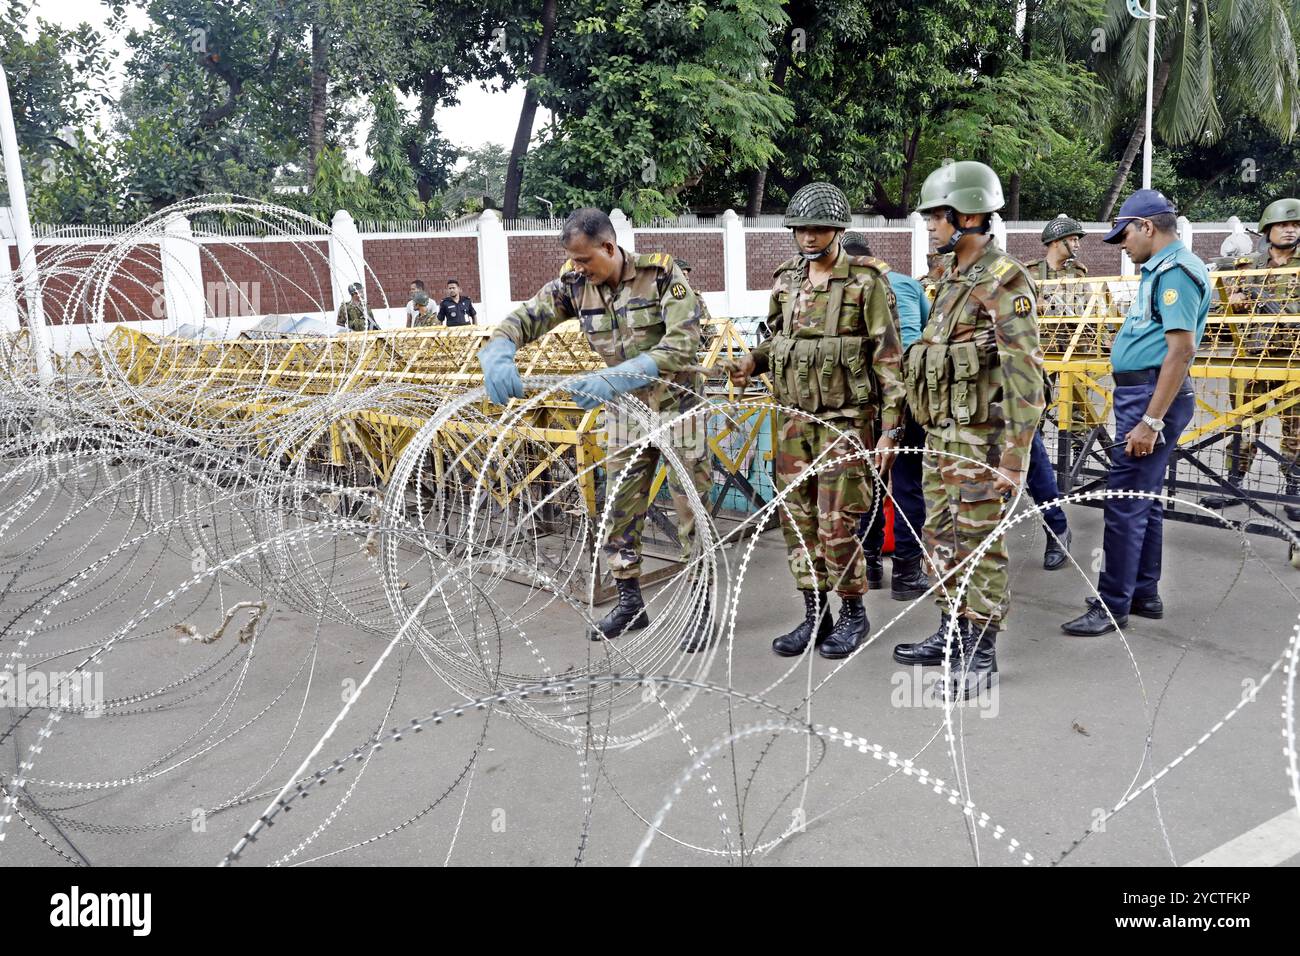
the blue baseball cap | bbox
[1102,188,1178,243]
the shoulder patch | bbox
[670,282,688,300]
[1236,256,1255,268]
[1162,287,1179,306]
[636,252,674,271]
[1012,295,1034,317]
[989,256,1017,280]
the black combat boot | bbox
[1286,475,1300,522]
[772,591,833,657]
[944,621,998,700]
[590,577,650,641]
[679,595,712,653]
[1043,527,1072,571]
[819,595,869,659]
[890,556,930,600]
[893,613,966,666]
[1202,471,1245,510]
[865,553,885,590]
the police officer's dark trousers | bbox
[861,413,927,565]
[1027,429,1069,537]
[1097,379,1195,614]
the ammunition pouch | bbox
[770,333,876,414]
[904,340,998,428]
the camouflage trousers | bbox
[1233,377,1300,475]
[774,415,875,596]
[602,403,713,580]
[922,433,1011,627]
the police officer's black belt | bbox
[1112,367,1192,387]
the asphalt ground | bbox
[0,490,1296,868]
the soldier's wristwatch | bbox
[1141,414,1165,432]
[884,426,905,441]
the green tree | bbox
[367,84,424,218]
[1094,0,1300,219]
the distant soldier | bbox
[410,291,435,327]
[891,161,1045,698]
[337,283,377,331]
[724,184,905,660]
[1026,214,1089,281]
[676,257,716,349]
[1202,197,1300,519]
[476,208,714,651]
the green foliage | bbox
[367,84,425,218]
[521,0,792,221]
[435,143,509,216]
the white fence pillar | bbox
[908,211,928,278]
[329,209,365,316]
[0,207,18,332]
[721,209,747,315]
[990,211,1008,252]
[476,209,511,324]
[1177,215,1195,253]
[1121,250,1136,277]
[160,215,205,332]
[610,208,636,252]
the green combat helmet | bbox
[916,161,1004,216]
[841,231,872,256]
[784,182,853,229]
[1259,198,1300,242]
[1042,214,1085,245]
[915,160,1003,252]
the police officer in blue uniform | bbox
[1062,190,1210,636]
[840,232,931,600]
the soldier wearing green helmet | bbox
[1202,198,1300,517]
[891,160,1046,699]
[1027,214,1089,280]
[724,182,906,660]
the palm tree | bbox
[1095,0,1299,219]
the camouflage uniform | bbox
[749,247,906,596]
[1220,247,1300,473]
[410,293,436,328]
[337,300,375,332]
[906,247,1045,626]
[489,249,710,579]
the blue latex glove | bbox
[569,353,660,410]
[478,337,525,406]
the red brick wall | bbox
[9,243,162,324]
[1192,230,1230,261]
[746,232,793,291]
[363,236,479,307]
[634,232,724,291]
[200,240,331,316]
[860,231,911,276]
[508,234,564,300]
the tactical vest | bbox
[767,256,885,415]
[903,254,1028,429]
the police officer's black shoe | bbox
[944,622,998,700]
[1043,528,1072,571]
[680,596,713,653]
[893,613,966,666]
[889,557,930,600]
[865,553,884,590]
[772,590,833,657]
[818,596,868,659]
[1202,472,1246,510]
[590,577,650,641]
[1130,593,1163,619]
[1061,598,1127,636]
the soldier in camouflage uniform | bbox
[1203,198,1300,519]
[477,208,714,651]
[725,183,906,660]
[891,161,1045,697]
[337,283,377,331]
[410,291,435,327]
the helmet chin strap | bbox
[799,232,841,261]
[936,210,988,254]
